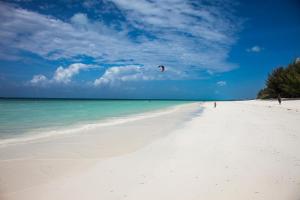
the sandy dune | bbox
[0,100,300,200]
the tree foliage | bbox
[257,59,300,99]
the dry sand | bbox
[0,100,300,200]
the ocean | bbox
[0,99,190,141]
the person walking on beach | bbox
[214,102,217,108]
[277,94,282,105]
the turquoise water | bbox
[0,99,190,140]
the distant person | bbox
[214,102,217,108]
[277,94,281,105]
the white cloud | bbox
[94,64,189,86]
[246,46,263,53]
[30,63,93,85]
[110,0,236,44]
[70,13,89,27]
[53,63,91,84]
[30,74,48,85]
[217,81,226,86]
[0,1,241,85]
[94,65,145,86]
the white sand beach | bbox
[0,100,300,200]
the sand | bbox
[0,100,300,200]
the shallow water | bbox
[0,99,191,140]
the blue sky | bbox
[0,0,299,99]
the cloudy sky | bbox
[0,0,299,99]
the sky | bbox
[0,0,299,100]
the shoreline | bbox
[0,102,198,146]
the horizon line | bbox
[0,96,253,101]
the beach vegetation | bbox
[257,59,300,99]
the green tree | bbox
[257,59,300,99]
